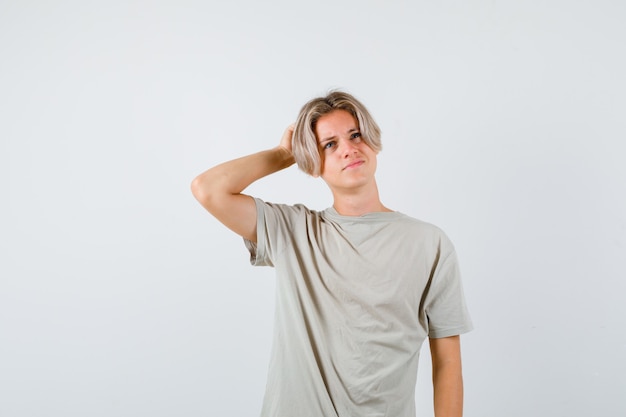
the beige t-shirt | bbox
[245,198,473,417]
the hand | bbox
[279,124,295,154]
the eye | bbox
[323,141,336,150]
[350,132,362,141]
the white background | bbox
[1,1,625,416]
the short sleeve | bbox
[243,198,304,268]
[244,197,272,266]
[424,245,473,339]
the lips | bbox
[343,160,364,170]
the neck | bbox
[330,181,392,216]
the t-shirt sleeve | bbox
[424,238,474,339]
[243,197,270,266]
[243,197,297,267]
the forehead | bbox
[315,110,358,139]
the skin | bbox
[190,130,294,243]
[430,336,464,417]
[314,110,391,216]
[191,110,465,416]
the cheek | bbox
[359,142,375,152]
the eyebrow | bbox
[319,128,359,144]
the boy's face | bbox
[315,109,378,192]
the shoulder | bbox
[253,197,314,213]
[253,197,322,223]
[389,213,458,257]
[395,212,452,239]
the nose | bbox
[339,138,358,158]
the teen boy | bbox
[191,91,472,417]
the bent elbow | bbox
[191,175,228,215]
[191,175,212,205]
[190,175,201,197]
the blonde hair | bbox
[293,90,382,176]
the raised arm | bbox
[430,335,465,417]
[190,125,296,243]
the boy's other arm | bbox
[430,335,464,417]
[190,126,295,243]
